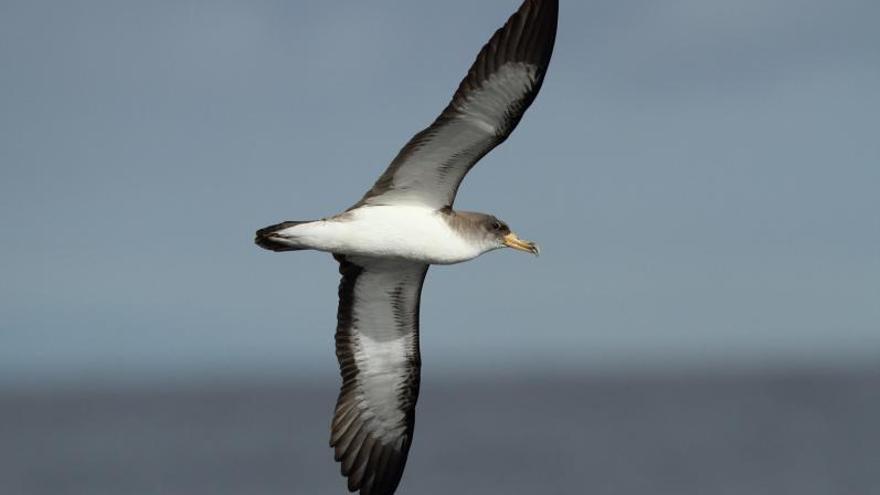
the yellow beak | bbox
[503,233,540,256]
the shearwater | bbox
[255,1,557,493]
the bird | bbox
[255,1,558,493]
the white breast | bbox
[282,206,485,265]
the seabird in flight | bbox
[255,0,558,493]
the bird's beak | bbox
[503,233,540,256]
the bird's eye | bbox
[491,221,503,231]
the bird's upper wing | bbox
[354,0,558,210]
[331,255,429,495]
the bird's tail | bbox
[255,220,312,252]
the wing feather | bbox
[331,255,429,495]
[355,0,558,209]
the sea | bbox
[3,367,879,495]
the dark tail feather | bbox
[255,221,310,252]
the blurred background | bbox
[2,0,878,493]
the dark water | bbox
[3,369,879,495]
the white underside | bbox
[271,205,490,265]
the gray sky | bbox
[2,0,878,384]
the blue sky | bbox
[2,0,878,384]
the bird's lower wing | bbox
[331,255,429,495]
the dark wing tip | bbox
[454,0,558,102]
[330,418,411,495]
[329,389,414,495]
[511,0,559,68]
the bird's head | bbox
[454,212,539,256]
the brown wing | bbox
[355,0,559,210]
